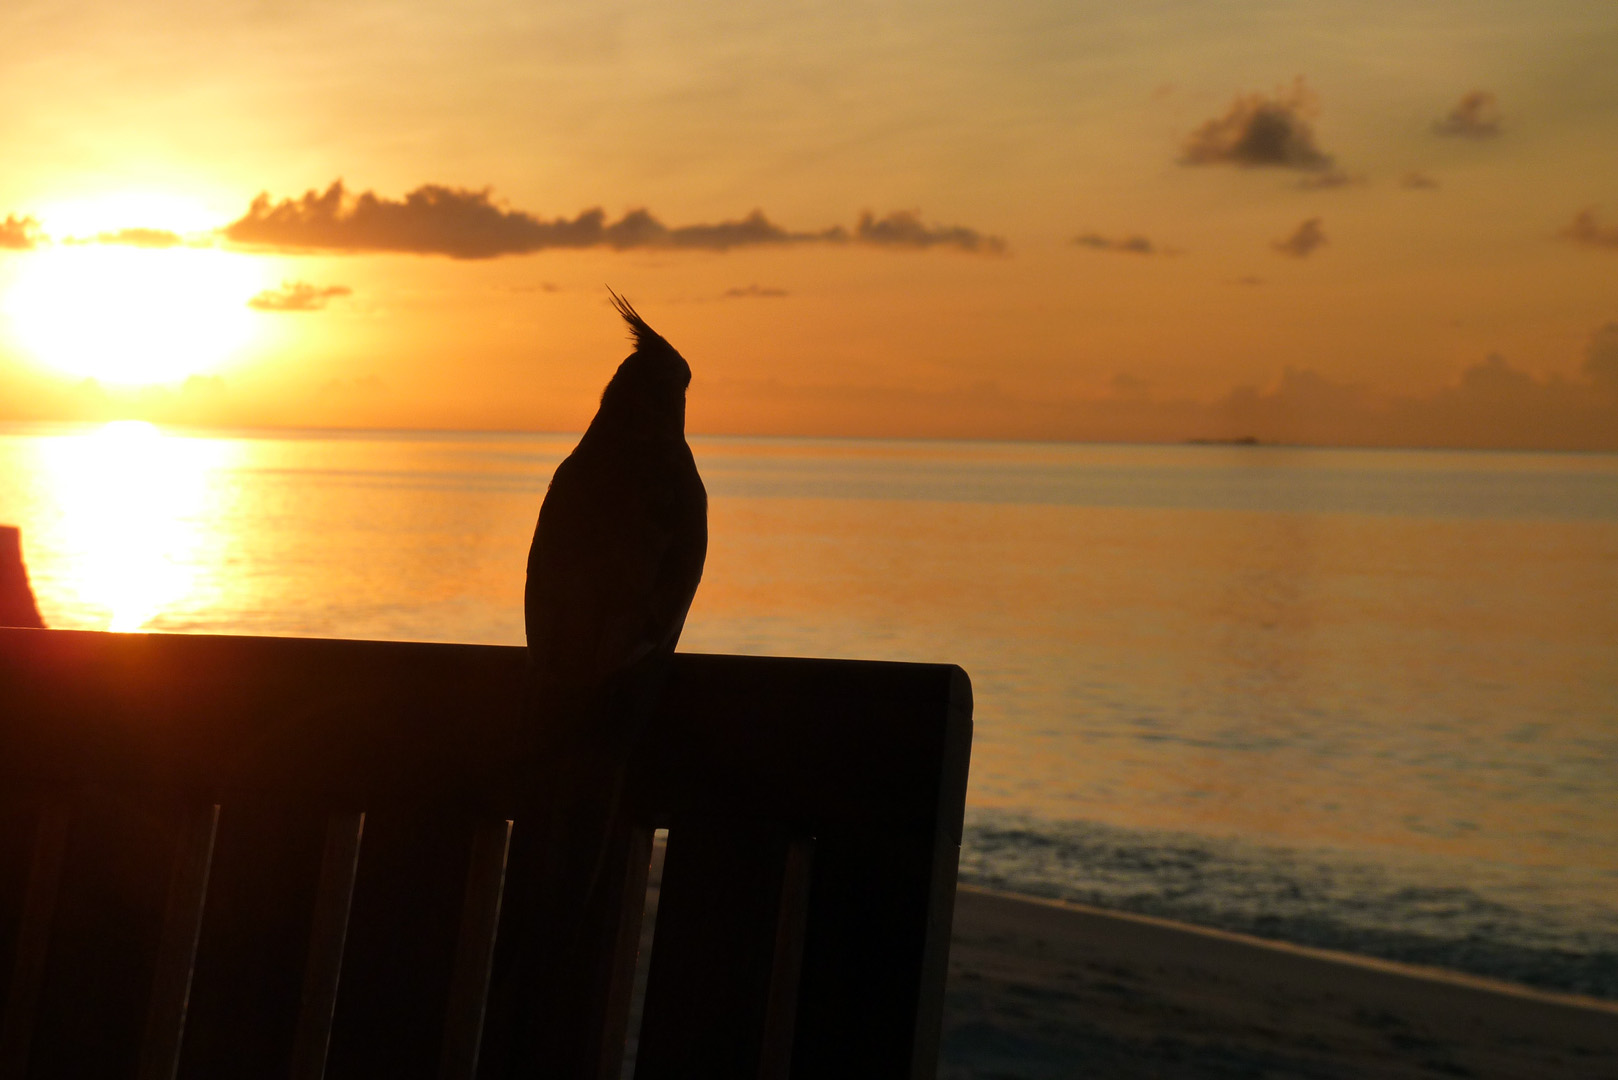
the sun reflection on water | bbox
[30,421,234,631]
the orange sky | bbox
[1,0,1616,448]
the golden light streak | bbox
[29,421,235,631]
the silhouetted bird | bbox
[525,291,707,725]
[523,291,706,862]
[491,292,705,1071]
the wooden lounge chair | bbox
[0,628,972,1079]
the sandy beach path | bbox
[944,886,1618,1079]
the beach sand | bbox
[943,887,1618,1079]
[627,841,1618,1079]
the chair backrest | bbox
[0,628,972,1080]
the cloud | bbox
[722,285,789,299]
[694,343,1618,450]
[221,181,1002,258]
[1,214,40,250]
[854,210,1005,253]
[1433,91,1501,138]
[93,227,185,248]
[1563,207,1618,249]
[1072,232,1168,255]
[1295,169,1366,191]
[1587,323,1618,388]
[1209,348,1618,451]
[1272,217,1326,258]
[1400,171,1440,191]
[248,281,353,312]
[1180,79,1333,170]
[602,207,838,250]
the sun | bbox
[1,194,271,386]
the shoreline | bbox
[981,886,1618,1018]
[944,885,1618,1079]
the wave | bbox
[959,810,1618,1000]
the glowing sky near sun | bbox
[0,0,1615,448]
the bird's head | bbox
[594,290,692,439]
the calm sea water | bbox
[3,422,1617,997]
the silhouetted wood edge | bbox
[0,527,45,629]
[0,630,972,833]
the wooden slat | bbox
[437,817,513,1080]
[289,811,364,1080]
[177,800,340,1080]
[788,826,961,1080]
[22,789,193,1080]
[478,819,653,1080]
[137,802,219,1080]
[759,837,813,1079]
[0,801,71,1080]
[633,823,812,1080]
[324,811,490,1080]
[594,825,654,1080]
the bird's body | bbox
[525,402,706,712]
[485,294,706,1075]
[524,292,706,755]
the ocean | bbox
[3,421,1616,998]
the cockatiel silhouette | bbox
[485,292,706,1076]
[525,291,707,714]
[522,291,707,907]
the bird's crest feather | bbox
[606,287,669,353]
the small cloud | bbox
[1272,217,1327,258]
[1587,322,1618,389]
[1072,232,1169,255]
[722,285,789,299]
[1400,171,1440,191]
[855,210,1005,254]
[1,214,41,250]
[1181,79,1333,170]
[1295,169,1367,191]
[1563,207,1618,250]
[248,281,353,312]
[94,227,184,248]
[1433,91,1501,138]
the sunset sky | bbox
[1,0,1616,447]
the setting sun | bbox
[2,242,267,385]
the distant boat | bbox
[1185,436,1264,446]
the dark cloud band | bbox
[221,182,1004,258]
